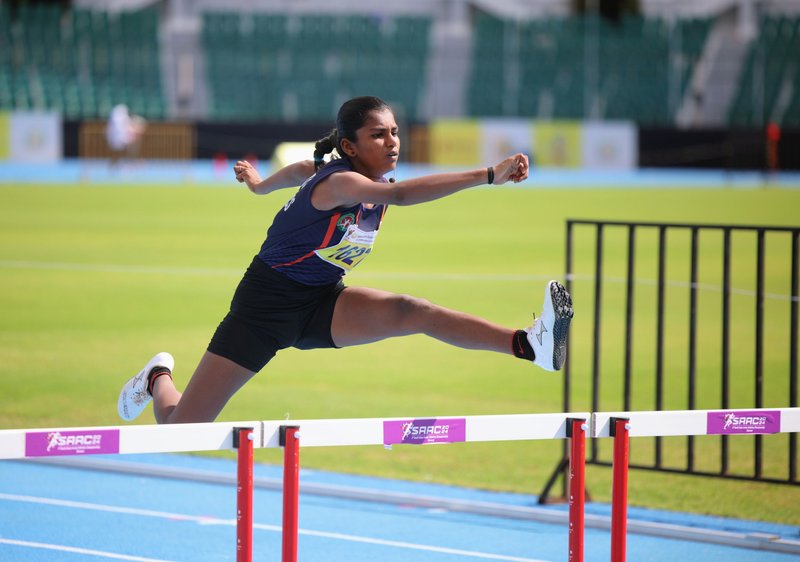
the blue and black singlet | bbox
[258,158,387,286]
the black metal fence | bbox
[540,219,799,503]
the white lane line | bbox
[2,260,795,300]
[290,526,550,561]
[0,493,550,562]
[0,493,219,522]
[568,272,796,302]
[0,538,174,562]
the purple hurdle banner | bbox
[25,429,120,457]
[0,421,263,459]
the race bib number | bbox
[315,224,378,272]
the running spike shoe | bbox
[117,352,174,421]
[526,281,574,371]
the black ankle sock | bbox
[147,366,172,396]
[512,329,536,361]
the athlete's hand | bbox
[234,160,263,192]
[492,153,529,185]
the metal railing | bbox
[541,219,799,502]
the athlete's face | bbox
[343,109,400,180]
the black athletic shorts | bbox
[207,255,346,372]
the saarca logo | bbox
[707,410,780,435]
[383,418,467,446]
[25,429,120,457]
[46,431,102,451]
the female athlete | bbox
[118,96,573,424]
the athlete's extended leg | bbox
[152,352,256,424]
[119,351,256,424]
[330,283,574,371]
[330,286,515,353]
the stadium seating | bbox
[201,12,432,122]
[1,5,796,128]
[728,14,800,127]
[468,13,712,125]
[0,5,165,120]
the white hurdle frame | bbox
[0,420,264,458]
[592,408,800,562]
[593,408,800,437]
[262,412,585,447]
[0,421,264,562]
[261,413,591,562]
[1,408,798,562]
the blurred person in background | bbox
[117,96,574,425]
[106,104,147,165]
[766,122,781,174]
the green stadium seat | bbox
[0,5,165,118]
[201,11,431,121]
[729,14,800,127]
[467,12,712,123]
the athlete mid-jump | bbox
[118,96,574,424]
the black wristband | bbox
[487,166,494,185]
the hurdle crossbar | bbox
[0,420,264,459]
[592,408,800,438]
[262,412,586,448]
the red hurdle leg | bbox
[568,418,587,562]
[611,418,630,562]
[281,426,301,562]
[235,427,254,562]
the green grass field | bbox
[1,181,799,525]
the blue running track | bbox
[1,454,798,562]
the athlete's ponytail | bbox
[313,129,338,170]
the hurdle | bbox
[0,413,590,562]
[262,413,591,562]
[0,421,263,562]
[2,408,799,561]
[270,408,800,562]
[593,408,800,561]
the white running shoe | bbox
[526,281,574,371]
[117,352,174,421]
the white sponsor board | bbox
[481,118,533,165]
[8,112,62,162]
[581,121,637,170]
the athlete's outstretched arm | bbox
[234,159,316,195]
[313,153,529,210]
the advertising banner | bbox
[430,119,481,166]
[481,118,533,165]
[707,410,781,435]
[8,111,62,162]
[383,418,467,446]
[429,118,637,171]
[533,121,582,168]
[25,429,120,457]
[582,121,637,170]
